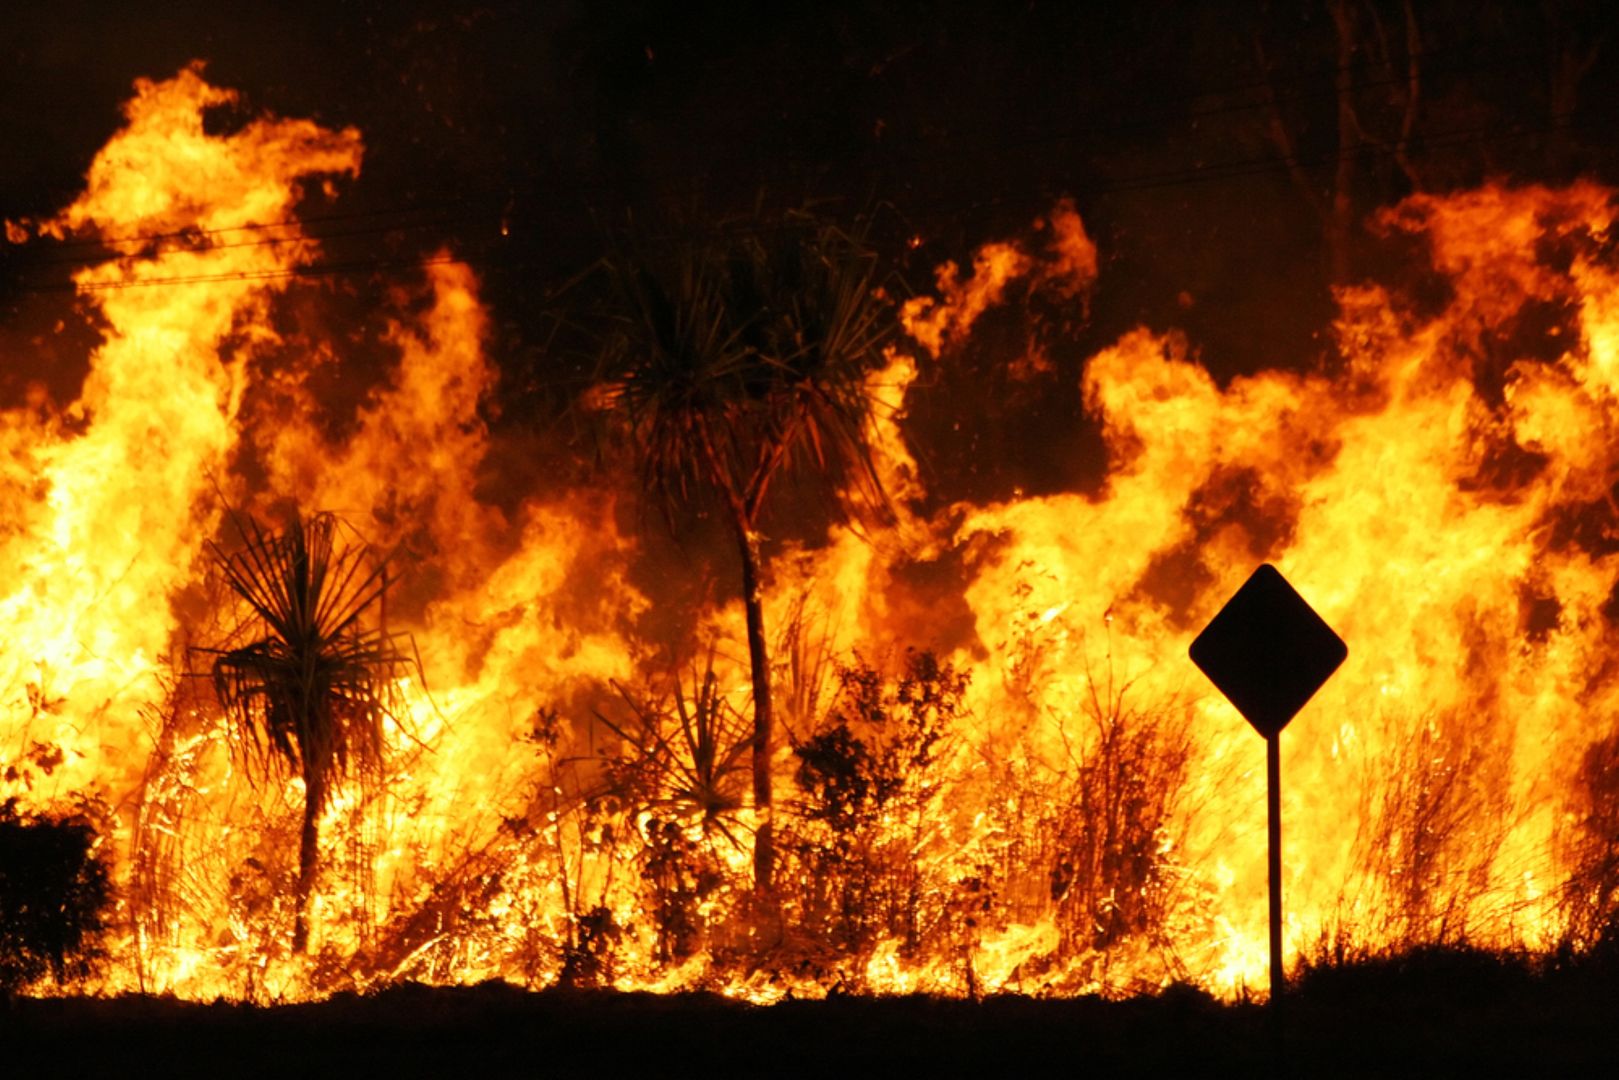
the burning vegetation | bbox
[6,61,1619,1009]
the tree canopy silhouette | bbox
[593,209,897,890]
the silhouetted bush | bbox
[594,652,752,966]
[0,798,112,995]
[784,650,967,964]
[1292,940,1534,1004]
[558,905,622,988]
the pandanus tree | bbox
[594,212,896,891]
[595,645,754,838]
[203,509,411,951]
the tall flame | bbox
[2,65,362,809]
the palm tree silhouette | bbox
[595,211,895,890]
[204,509,411,951]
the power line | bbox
[21,209,506,268]
[9,111,1599,298]
[31,195,505,252]
[22,253,471,294]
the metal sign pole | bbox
[1267,733,1283,1004]
[1188,563,1345,1041]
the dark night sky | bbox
[4,1,1618,505]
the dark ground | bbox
[6,949,1619,1077]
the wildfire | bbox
[4,66,1618,1004]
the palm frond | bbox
[593,208,897,531]
[594,647,752,829]
[203,509,410,810]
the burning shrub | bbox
[782,650,967,971]
[0,798,111,996]
[1310,706,1512,963]
[1045,673,1195,960]
[594,651,753,965]
[638,818,729,964]
[971,618,1204,986]
[1345,709,1510,950]
[559,905,624,988]
[595,650,753,836]
[1560,728,1619,953]
[342,708,573,990]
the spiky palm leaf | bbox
[602,213,894,527]
[604,242,758,520]
[735,215,894,518]
[595,647,753,841]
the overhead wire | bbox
[29,194,502,252]
[10,107,1600,297]
[2,30,1606,297]
[4,31,1563,262]
[19,212,503,269]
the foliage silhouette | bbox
[786,650,966,963]
[593,208,898,891]
[202,509,413,952]
[1562,728,1619,952]
[594,647,753,835]
[1051,686,1192,960]
[1345,708,1508,950]
[593,649,751,961]
[0,799,110,996]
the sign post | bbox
[1267,733,1282,1001]
[1189,563,1346,1003]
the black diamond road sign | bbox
[1189,563,1347,739]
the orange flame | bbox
[5,67,1619,1003]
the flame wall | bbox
[4,67,1618,1002]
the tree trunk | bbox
[293,775,322,952]
[736,519,775,892]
